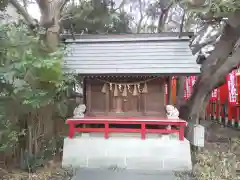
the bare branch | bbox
[157,2,173,33]
[191,40,215,55]
[22,0,28,11]
[202,24,240,73]
[9,0,37,27]
[138,0,144,19]
[191,32,221,54]
[58,0,69,12]
[188,0,210,6]
[137,16,145,33]
[36,0,68,29]
[135,0,148,33]
[189,24,208,46]
[112,0,126,13]
[179,9,186,35]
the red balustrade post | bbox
[141,123,146,140]
[104,122,109,139]
[179,126,184,141]
[68,122,75,139]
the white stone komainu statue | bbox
[165,105,179,130]
[165,105,179,119]
[73,104,86,118]
[72,83,86,119]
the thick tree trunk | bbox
[199,93,210,120]
[179,16,240,124]
[179,48,240,124]
[179,81,211,124]
[176,76,185,109]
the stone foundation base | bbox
[62,134,192,171]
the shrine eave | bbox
[63,33,200,75]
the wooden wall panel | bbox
[145,79,165,116]
[86,77,165,117]
[87,79,106,114]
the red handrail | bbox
[66,117,187,141]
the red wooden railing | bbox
[206,101,240,127]
[66,117,188,141]
[205,82,240,127]
[170,76,240,128]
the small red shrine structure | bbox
[62,33,200,171]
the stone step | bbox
[72,169,179,180]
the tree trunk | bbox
[157,12,165,32]
[176,76,185,109]
[199,93,210,120]
[157,5,172,33]
[179,80,210,124]
[9,0,67,163]
[179,16,240,124]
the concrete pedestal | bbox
[62,134,192,171]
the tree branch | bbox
[58,0,69,12]
[189,0,208,6]
[112,0,125,13]
[191,33,220,54]
[201,23,240,73]
[179,9,186,36]
[9,0,37,27]
[157,3,173,33]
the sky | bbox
[27,3,40,20]
[25,0,130,21]
[24,0,142,31]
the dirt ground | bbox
[192,120,240,179]
[1,120,239,180]
[0,163,75,180]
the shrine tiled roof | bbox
[64,33,200,75]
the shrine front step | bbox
[62,135,192,172]
[71,168,178,180]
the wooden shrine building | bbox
[64,33,200,117]
[62,33,200,171]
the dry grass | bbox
[1,122,239,180]
[191,129,240,180]
[0,163,76,180]
[176,120,240,180]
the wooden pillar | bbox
[105,85,109,115]
[86,79,91,114]
[172,77,177,105]
[143,94,147,114]
[115,97,123,113]
[83,77,87,104]
[168,76,172,105]
[164,79,168,105]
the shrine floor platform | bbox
[62,133,192,172]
